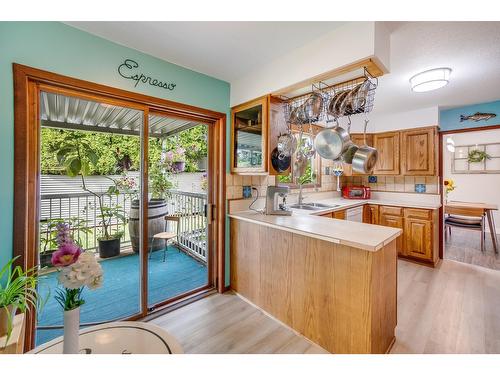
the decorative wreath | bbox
[467,149,491,163]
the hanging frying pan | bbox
[271,147,291,173]
[313,122,351,160]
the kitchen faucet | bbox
[298,183,307,205]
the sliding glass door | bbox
[36,90,144,345]
[147,113,210,307]
[33,90,215,346]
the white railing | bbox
[39,190,207,264]
[166,190,208,262]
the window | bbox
[278,132,321,188]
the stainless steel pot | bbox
[313,123,351,160]
[352,119,378,174]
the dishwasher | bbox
[345,206,363,222]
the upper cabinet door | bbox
[350,133,374,147]
[231,96,268,174]
[373,132,400,175]
[401,127,437,176]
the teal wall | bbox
[440,100,500,131]
[0,22,231,284]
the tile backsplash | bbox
[226,159,339,200]
[343,175,440,194]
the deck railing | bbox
[39,190,207,264]
[167,190,208,262]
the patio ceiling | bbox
[40,91,205,137]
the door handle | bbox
[205,203,215,222]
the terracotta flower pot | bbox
[0,305,17,337]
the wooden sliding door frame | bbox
[13,63,226,351]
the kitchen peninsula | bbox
[229,211,402,354]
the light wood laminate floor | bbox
[445,226,500,270]
[150,259,500,354]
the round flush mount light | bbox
[409,67,452,92]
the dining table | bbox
[445,201,499,253]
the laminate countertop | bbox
[229,211,402,252]
[228,196,442,252]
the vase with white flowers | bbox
[51,223,103,354]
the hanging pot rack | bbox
[278,67,379,130]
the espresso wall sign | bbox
[118,59,176,91]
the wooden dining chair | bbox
[149,215,181,262]
[444,205,486,252]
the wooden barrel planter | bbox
[128,199,168,253]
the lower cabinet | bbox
[333,210,346,220]
[379,207,405,256]
[374,205,438,266]
[404,217,432,260]
[363,204,379,224]
[325,204,438,266]
[320,210,346,219]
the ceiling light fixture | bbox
[409,67,452,92]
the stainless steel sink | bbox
[307,203,339,208]
[289,203,339,211]
[289,204,320,210]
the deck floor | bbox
[36,246,207,346]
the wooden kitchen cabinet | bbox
[401,127,438,176]
[403,208,439,264]
[320,210,346,219]
[373,204,439,265]
[373,132,400,175]
[363,204,379,224]
[350,133,374,147]
[404,217,432,260]
[333,210,346,220]
[230,96,269,174]
[379,206,404,255]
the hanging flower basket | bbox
[171,161,186,173]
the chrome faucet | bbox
[298,183,307,205]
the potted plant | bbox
[56,132,125,259]
[39,218,91,267]
[0,256,40,344]
[165,147,186,173]
[94,204,126,258]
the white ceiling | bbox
[66,21,343,82]
[66,21,500,114]
[374,21,500,113]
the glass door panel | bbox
[147,113,210,307]
[36,91,143,345]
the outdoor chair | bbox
[149,215,181,262]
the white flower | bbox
[58,252,103,290]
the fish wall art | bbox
[460,112,497,122]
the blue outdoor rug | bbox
[36,247,207,346]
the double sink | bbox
[289,202,340,211]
